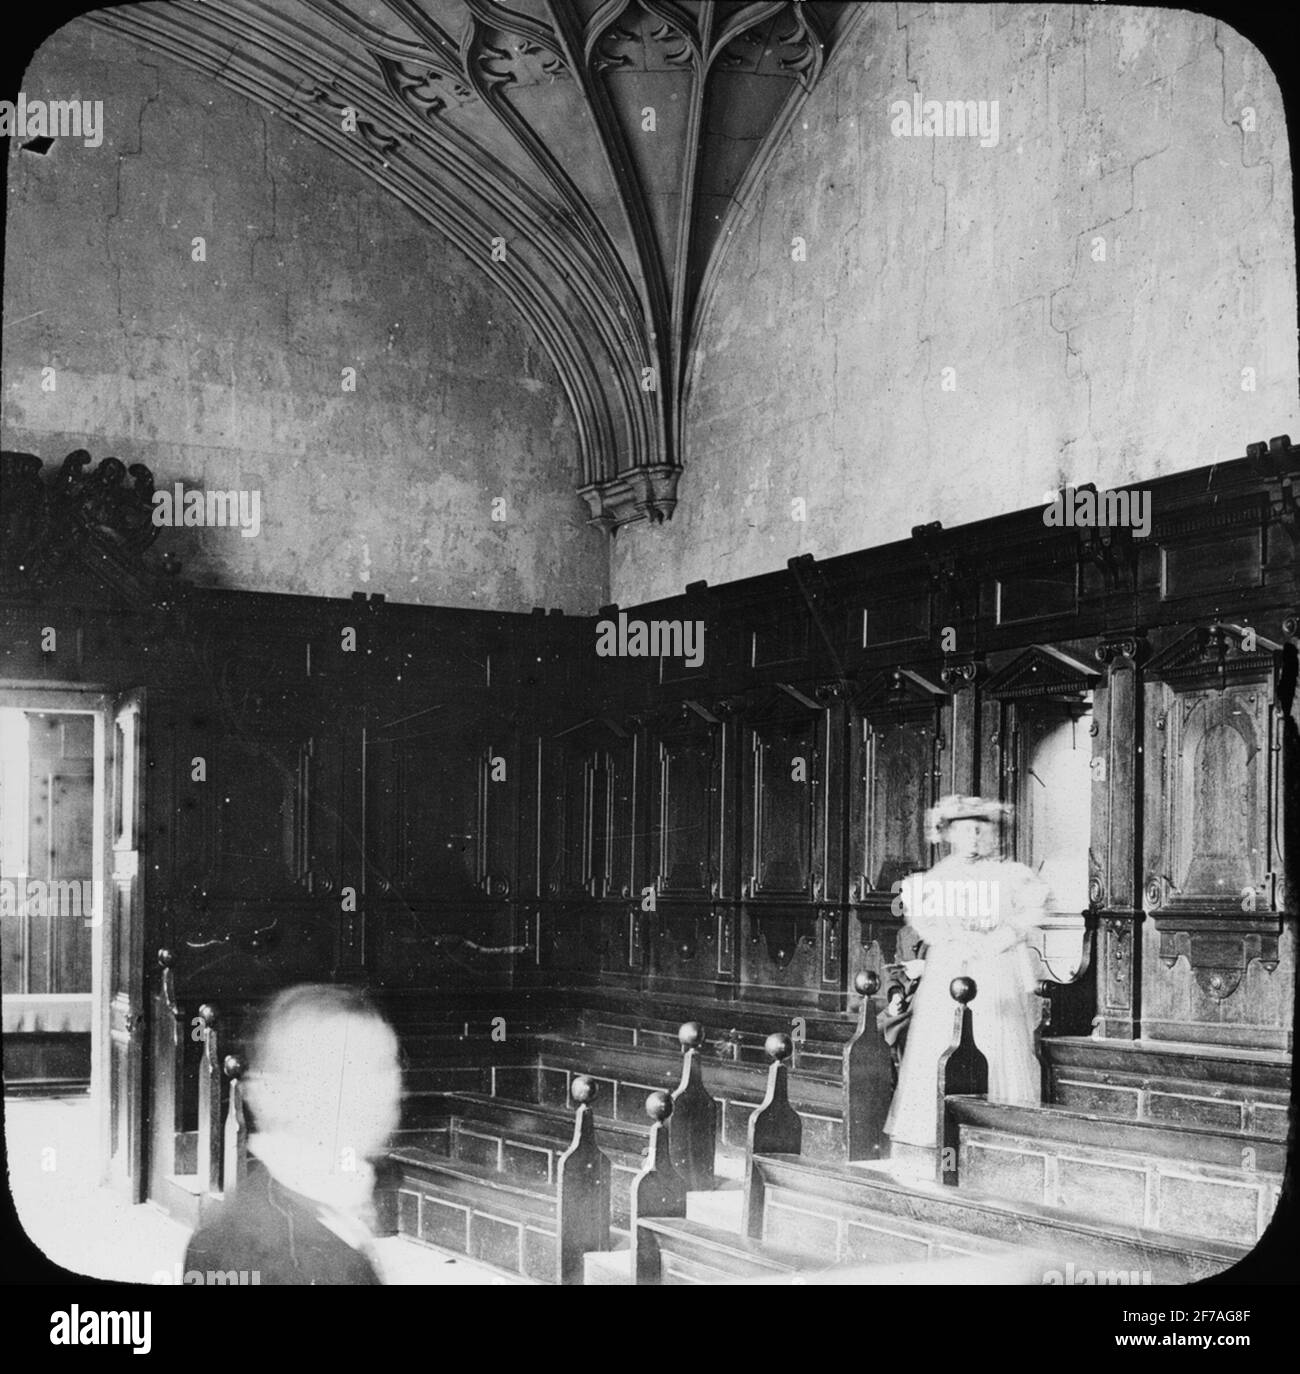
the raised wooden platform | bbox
[1044,1037,1291,1139]
[752,1155,1246,1283]
[948,1098,1282,1246]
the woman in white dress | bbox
[884,795,1050,1150]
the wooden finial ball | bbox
[949,976,977,1004]
[223,1054,245,1080]
[645,1090,673,1122]
[571,1075,598,1106]
[854,970,880,997]
[157,948,174,968]
[765,1031,794,1062]
[679,1021,704,1050]
[197,1002,217,1025]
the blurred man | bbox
[184,984,402,1285]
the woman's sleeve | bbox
[1006,864,1051,934]
[901,873,945,944]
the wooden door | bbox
[105,690,146,1202]
[22,712,95,993]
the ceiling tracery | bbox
[91,0,858,528]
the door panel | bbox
[656,729,720,897]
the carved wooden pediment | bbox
[733,680,831,724]
[983,644,1099,700]
[553,711,633,745]
[852,667,946,715]
[1145,624,1279,685]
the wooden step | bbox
[637,1217,808,1283]
[947,1098,1282,1246]
[751,1154,1247,1283]
[1045,1037,1290,1139]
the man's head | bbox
[244,984,401,1163]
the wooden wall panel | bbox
[1140,637,1290,1050]
[2,443,1296,1044]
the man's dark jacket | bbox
[184,1160,381,1285]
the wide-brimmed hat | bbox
[925,794,1011,844]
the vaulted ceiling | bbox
[91,0,859,529]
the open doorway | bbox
[1,686,178,1279]
[1004,695,1094,983]
[1,706,97,1095]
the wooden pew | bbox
[743,1032,801,1238]
[149,949,185,1183]
[195,1003,222,1197]
[668,1022,718,1190]
[633,1039,807,1284]
[842,970,893,1162]
[935,976,987,1185]
[222,1053,248,1195]
[386,1074,613,1283]
[555,1076,611,1284]
[630,1091,687,1283]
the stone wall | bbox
[611,4,1297,604]
[3,23,607,612]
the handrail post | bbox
[631,1090,688,1284]
[743,1032,801,1238]
[843,969,893,1161]
[935,977,987,1186]
[196,1002,222,1195]
[669,1021,718,1190]
[151,949,184,1181]
[222,1053,247,1196]
[555,1075,611,1285]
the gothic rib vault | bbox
[90,0,860,530]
